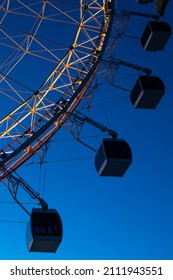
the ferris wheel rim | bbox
[0,0,115,179]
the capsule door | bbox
[95,138,132,177]
[26,208,63,253]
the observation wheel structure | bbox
[0,0,171,253]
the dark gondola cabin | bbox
[155,0,170,16]
[130,75,165,109]
[26,208,63,253]
[141,21,171,51]
[95,138,132,177]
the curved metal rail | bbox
[0,0,115,180]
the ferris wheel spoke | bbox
[0,0,114,178]
[0,0,171,254]
[47,1,80,25]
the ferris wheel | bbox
[0,0,171,253]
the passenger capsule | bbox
[130,75,165,109]
[155,0,169,16]
[95,138,132,177]
[26,208,63,253]
[141,21,171,51]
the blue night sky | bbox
[0,0,173,260]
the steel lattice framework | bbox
[0,0,117,179]
[0,0,133,212]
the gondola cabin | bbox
[95,138,132,177]
[26,208,63,253]
[155,0,170,16]
[141,21,171,51]
[130,75,165,109]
